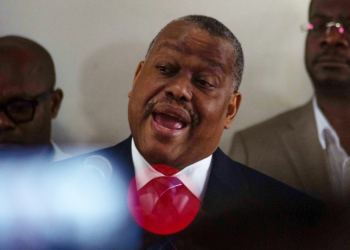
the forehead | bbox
[310,0,350,19]
[0,46,36,64]
[149,21,235,73]
[0,47,46,97]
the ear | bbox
[224,92,242,129]
[50,89,63,119]
[128,61,144,98]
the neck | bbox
[316,91,350,115]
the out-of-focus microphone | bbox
[80,155,113,183]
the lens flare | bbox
[127,165,200,235]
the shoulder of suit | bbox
[235,101,312,137]
[215,146,324,208]
[52,137,132,166]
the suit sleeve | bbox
[228,132,248,165]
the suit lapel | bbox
[281,100,333,200]
[106,136,136,182]
[201,148,249,214]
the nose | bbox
[322,26,349,48]
[164,75,193,102]
[0,110,15,131]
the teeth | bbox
[159,125,171,130]
[153,113,186,130]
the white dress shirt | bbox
[51,141,71,162]
[131,138,212,201]
[313,97,350,199]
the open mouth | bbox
[152,113,187,130]
[151,105,190,131]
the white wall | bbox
[0,0,313,155]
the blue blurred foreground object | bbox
[0,154,139,249]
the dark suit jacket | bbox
[55,136,325,249]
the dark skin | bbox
[306,0,350,154]
[128,21,241,170]
[0,36,63,158]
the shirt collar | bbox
[131,138,212,201]
[51,141,71,162]
[312,96,342,150]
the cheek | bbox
[129,81,158,124]
[204,103,220,118]
[128,97,142,129]
[35,102,52,121]
[18,119,48,144]
[197,98,227,127]
[33,104,52,127]
[305,37,319,61]
[133,77,163,103]
[36,111,51,129]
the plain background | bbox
[0,0,313,155]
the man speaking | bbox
[57,15,323,249]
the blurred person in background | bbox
[0,35,69,162]
[230,0,350,205]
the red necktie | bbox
[135,176,200,235]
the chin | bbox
[147,146,178,164]
[314,80,350,97]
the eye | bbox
[157,66,173,74]
[158,66,167,72]
[196,79,215,88]
[197,80,210,86]
[156,65,178,76]
[310,20,328,33]
[312,23,326,32]
[8,102,33,114]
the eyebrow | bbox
[156,42,183,54]
[2,93,35,102]
[0,94,25,106]
[310,14,329,20]
[310,13,350,21]
[155,42,224,71]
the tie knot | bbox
[130,175,200,235]
[141,176,183,198]
[151,164,179,176]
[324,128,336,145]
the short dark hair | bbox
[145,15,244,91]
[0,35,56,88]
